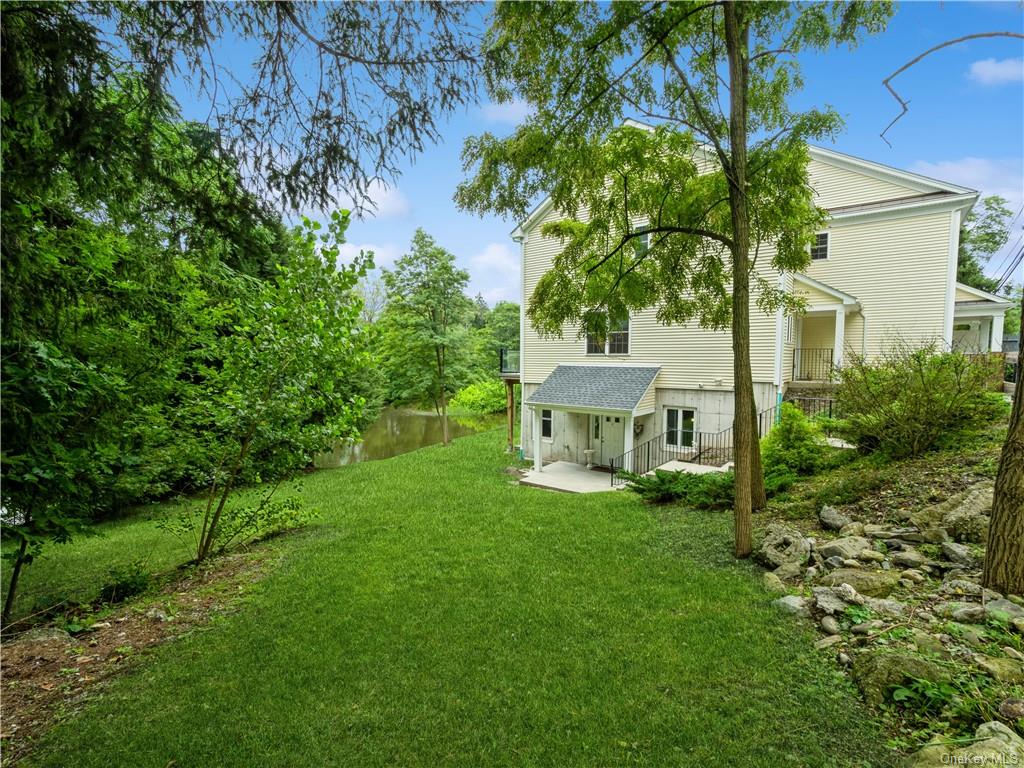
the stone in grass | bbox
[974,654,1024,684]
[905,721,1023,768]
[814,635,843,650]
[818,568,900,598]
[761,571,787,594]
[852,650,952,707]
[758,523,811,569]
[1004,646,1024,662]
[987,598,1024,621]
[941,541,977,567]
[818,505,852,531]
[838,522,865,537]
[851,620,886,636]
[893,549,932,569]
[821,615,841,635]
[858,549,885,563]
[773,561,804,583]
[910,629,949,659]
[813,586,854,616]
[999,698,1024,720]
[900,569,925,583]
[861,597,908,619]
[773,595,810,617]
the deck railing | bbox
[792,347,834,381]
[782,395,841,436]
[610,405,778,486]
[499,347,520,375]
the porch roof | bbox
[525,364,660,413]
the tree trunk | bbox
[436,345,450,445]
[983,322,1024,595]
[724,5,754,557]
[2,537,30,627]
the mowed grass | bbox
[24,429,895,767]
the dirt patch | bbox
[0,549,275,764]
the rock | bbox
[905,721,1024,768]
[1008,594,1024,608]
[955,624,988,648]
[841,558,861,568]
[999,698,1024,720]
[758,524,811,569]
[11,627,71,644]
[821,615,841,635]
[987,598,1024,621]
[773,561,804,582]
[941,579,986,598]
[818,536,872,561]
[813,586,856,615]
[898,528,949,544]
[942,486,993,543]
[852,620,885,635]
[773,595,810,617]
[1004,646,1024,662]
[893,549,932,569]
[804,566,819,582]
[838,522,865,537]
[953,606,987,624]
[89,621,112,630]
[819,505,852,531]
[941,541,977,567]
[863,524,892,538]
[911,629,948,658]
[814,635,843,650]
[852,650,952,707]
[761,571,787,593]
[858,549,885,563]
[861,597,908,618]
[823,556,846,571]
[974,654,1024,684]
[901,569,925,583]
[818,568,901,598]
[933,601,973,618]
[1013,618,1024,635]
[145,607,171,622]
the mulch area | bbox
[0,550,274,764]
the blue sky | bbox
[182,2,1024,304]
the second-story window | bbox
[810,232,829,260]
[586,317,629,355]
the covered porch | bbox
[791,274,861,382]
[952,282,1013,354]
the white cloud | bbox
[966,57,1024,86]
[468,242,520,304]
[317,179,410,222]
[911,157,1023,208]
[337,242,403,270]
[479,99,534,125]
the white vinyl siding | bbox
[807,159,917,208]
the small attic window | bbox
[811,232,829,261]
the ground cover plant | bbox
[8,430,896,767]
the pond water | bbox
[314,407,503,469]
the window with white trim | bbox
[785,315,794,344]
[586,316,630,355]
[633,230,651,259]
[665,407,695,449]
[541,409,552,439]
[810,232,829,261]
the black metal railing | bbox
[792,347,834,381]
[499,347,520,375]
[610,405,778,486]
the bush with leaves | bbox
[835,345,1006,458]
[451,379,509,414]
[625,461,797,508]
[761,402,825,476]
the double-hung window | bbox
[665,408,695,449]
[586,316,630,355]
[810,232,829,261]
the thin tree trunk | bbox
[2,537,30,627]
[983,322,1024,595]
[724,4,754,557]
[435,344,449,444]
[198,433,254,562]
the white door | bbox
[594,414,626,466]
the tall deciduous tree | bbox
[456,1,890,556]
[984,318,1024,596]
[958,195,1014,294]
[382,230,474,444]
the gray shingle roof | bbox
[526,365,660,412]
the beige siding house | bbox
[512,141,1013,475]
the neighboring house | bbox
[510,137,1013,474]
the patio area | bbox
[519,461,620,493]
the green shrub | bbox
[99,560,152,604]
[836,345,1006,458]
[450,379,508,414]
[761,402,824,475]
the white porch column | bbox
[532,407,543,472]
[623,414,635,474]
[991,314,1005,353]
[833,308,846,370]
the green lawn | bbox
[23,430,895,767]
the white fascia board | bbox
[954,304,1011,318]
[955,282,1015,305]
[526,402,633,416]
[828,192,978,227]
[808,146,975,196]
[511,196,556,240]
[792,273,860,305]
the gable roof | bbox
[954,282,1015,306]
[511,121,978,239]
[792,274,860,307]
[526,364,660,413]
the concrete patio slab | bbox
[519,461,620,493]
[656,460,731,474]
